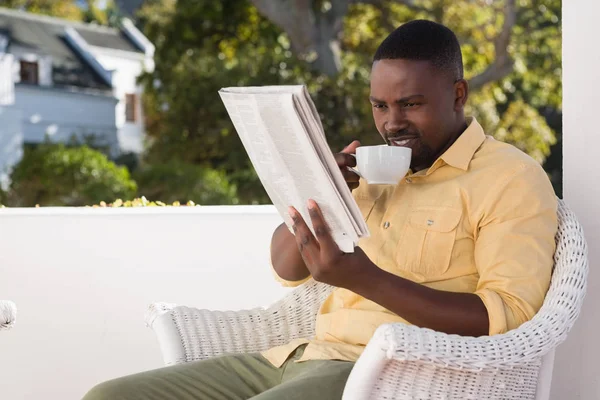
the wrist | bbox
[345,259,387,295]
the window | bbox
[125,93,137,123]
[19,60,39,84]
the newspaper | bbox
[218,85,370,253]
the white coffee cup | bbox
[350,145,412,185]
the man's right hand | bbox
[271,140,361,283]
[334,140,361,191]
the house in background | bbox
[0,7,154,186]
[114,0,146,18]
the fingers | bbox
[307,199,339,253]
[334,152,357,168]
[342,140,361,155]
[340,166,360,183]
[336,152,360,190]
[288,206,319,263]
[336,140,361,168]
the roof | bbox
[0,7,145,90]
[75,27,141,53]
[114,0,145,18]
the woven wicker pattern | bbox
[0,300,17,331]
[146,280,333,364]
[147,199,588,399]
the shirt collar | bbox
[437,117,486,172]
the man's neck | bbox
[413,118,468,172]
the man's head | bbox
[370,20,468,171]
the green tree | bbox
[134,161,239,205]
[82,0,124,27]
[137,0,300,203]
[2,0,123,26]
[2,143,137,207]
[137,0,562,203]
[1,0,84,20]
[82,0,109,25]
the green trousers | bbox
[83,346,354,400]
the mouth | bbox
[387,136,418,147]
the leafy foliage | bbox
[1,143,137,207]
[1,0,84,20]
[88,197,199,207]
[133,161,239,205]
[137,0,562,203]
[1,0,563,205]
[83,0,124,27]
[1,0,121,26]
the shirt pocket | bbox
[396,206,462,278]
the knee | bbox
[82,378,136,400]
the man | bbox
[84,19,557,400]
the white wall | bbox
[0,206,289,400]
[552,1,600,399]
[14,84,119,153]
[0,53,15,105]
[9,44,53,87]
[91,47,147,154]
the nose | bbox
[384,107,408,134]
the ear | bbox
[453,79,469,112]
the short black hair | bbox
[373,20,463,80]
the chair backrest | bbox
[533,200,588,400]
[530,199,589,352]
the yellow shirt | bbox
[263,117,558,367]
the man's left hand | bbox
[288,199,376,289]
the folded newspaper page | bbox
[219,85,370,253]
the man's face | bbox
[369,59,466,171]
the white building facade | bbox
[0,8,154,184]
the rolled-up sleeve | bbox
[474,163,558,335]
[270,260,311,287]
[269,244,311,287]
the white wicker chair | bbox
[0,300,17,331]
[146,200,588,400]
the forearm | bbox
[270,223,310,281]
[349,265,489,337]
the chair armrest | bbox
[343,316,567,400]
[373,319,554,371]
[147,304,275,365]
[0,300,17,331]
[146,280,334,365]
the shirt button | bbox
[383,221,390,229]
[405,177,412,183]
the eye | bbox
[372,103,387,110]
[404,102,419,108]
